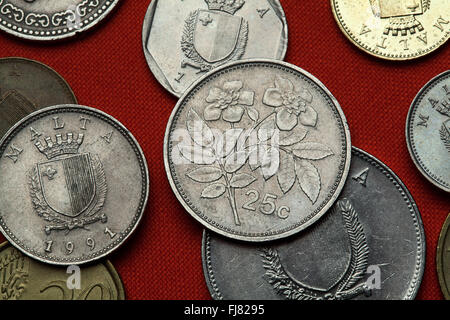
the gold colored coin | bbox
[0,242,125,300]
[437,213,450,300]
[331,0,449,60]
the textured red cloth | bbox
[0,0,448,300]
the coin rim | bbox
[330,0,450,61]
[436,213,450,300]
[164,58,352,242]
[405,70,450,193]
[0,241,126,300]
[0,104,149,265]
[0,57,77,104]
[202,147,426,300]
[142,0,289,97]
[0,0,120,41]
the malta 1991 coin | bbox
[0,105,149,265]
[143,0,288,97]
[437,213,450,300]
[164,60,351,242]
[406,70,450,192]
[0,0,119,41]
[331,0,449,60]
[0,242,125,300]
[0,57,77,139]
[203,147,426,300]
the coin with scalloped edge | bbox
[143,0,288,97]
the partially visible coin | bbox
[0,105,149,265]
[437,213,450,300]
[0,242,125,300]
[406,70,450,192]
[0,57,77,139]
[331,0,449,60]
[0,0,119,41]
[164,59,351,242]
[203,147,426,300]
[143,0,288,97]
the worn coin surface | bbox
[437,213,450,300]
[203,147,426,300]
[406,70,450,192]
[164,60,351,242]
[0,105,149,265]
[143,0,288,97]
[0,0,119,41]
[0,242,125,300]
[331,0,449,60]
[0,57,77,139]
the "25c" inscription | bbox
[242,190,290,219]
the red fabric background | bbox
[0,0,448,300]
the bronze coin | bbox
[0,242,125,300]
[0,57,77,139]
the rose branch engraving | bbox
[179,78,334,226]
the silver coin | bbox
[406,70,450,192]
[0,105,149,265]
[164,59,351,242]
[143,0,288,97]
[203,147,426,300]
[0,0,119,41]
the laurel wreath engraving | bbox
[180,78,334,226]
[181,10,248,73]
[0,248,28,300]
[28,154,107,234]
[440,121,450,152]
[432,92,450,153]
[260,199,371,300]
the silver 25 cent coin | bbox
[203,147,426,300]
[0,57,77,139]
[164,59,351,242]
[0,105,149,265]
[143,0,288,97]
[406,70,450,192]
[0,0,119,41]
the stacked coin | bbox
[0,3,151,299]
[0,0,448,301]
[0,59,149,299]
[147,0,446,301]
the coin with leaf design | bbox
[406,70,450,192]
[164,60,351,242]
[202,148,426,300]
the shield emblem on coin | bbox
[193,10,243,63]
[37,153,96,218]
[377,0,423,18]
